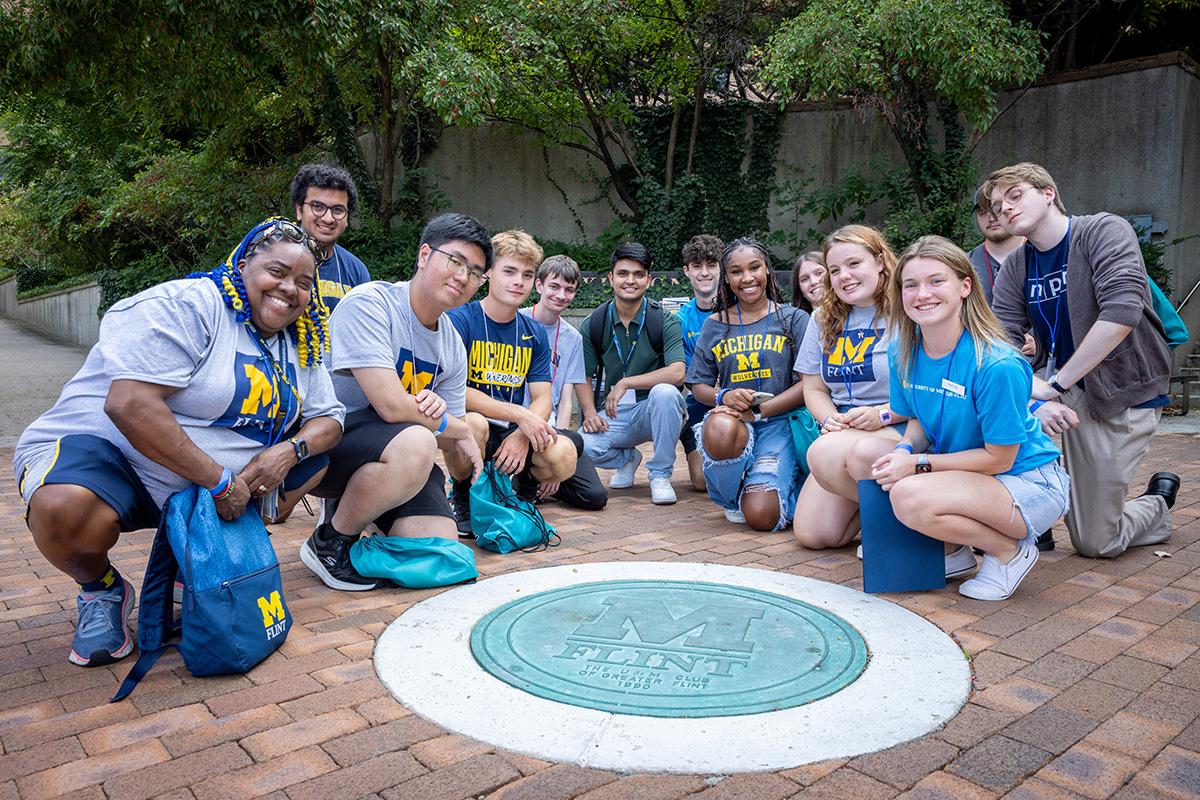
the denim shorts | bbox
[695,415,801,531]
[996,461,1071,543]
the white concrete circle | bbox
[375,562,970,774]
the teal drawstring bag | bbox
[787,408,822,474]
[1148,279,1189,350]
[470,464,559,554]
[349,536,477,588]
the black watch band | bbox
[1049,378,1067,394]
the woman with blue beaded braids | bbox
[844,236,1069,601]
[685,238,810,531]
[14,218,346,668]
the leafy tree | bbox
[762,0,1044,241]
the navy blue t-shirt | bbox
[447,301,552,407]
[1024,235,1075,371]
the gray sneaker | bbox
[69,579,136,667]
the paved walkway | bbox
[1,323,1199,799]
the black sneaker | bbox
[514,470,540,505]
[1035,531,1055,551]
[451,480,474,539]
[299,523,377,591]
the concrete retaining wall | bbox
[0,277,101,347]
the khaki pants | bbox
[1058,386,1170,558]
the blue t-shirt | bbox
[888,332,1060,476]
[317,244,371,313]
[447,301,552,408]
[1023,235,1075,370]
[675,298,715,416]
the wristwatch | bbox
[749,404,762,423]
[1046,373,1068,394]
[916,453,932,474]
[878,408,892,425]
[289,437,309,461]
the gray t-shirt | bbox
[328,280,468,417]
[794,304,892,408]
[14,279,345,506]
[519,307,585,426]
[686,304,810,397]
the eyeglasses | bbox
[303,200,349,220]
[990,186,1028,218]
[249,219,328,263]
[432,247,488,285]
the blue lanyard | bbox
[1030,218,1070,372]
[841,308,877,406]
[609,299,647,375]
[246,326,297,447]
[735,301,772,392]
[908,330,965,454]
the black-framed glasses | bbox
[249,219,328,263]
[303,200,348,220]
[432,246,488,285]
[990,186,1027,218]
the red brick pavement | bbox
[2,436,1198,799]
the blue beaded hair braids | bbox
[190,217,331,368]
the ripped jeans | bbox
[696,415,802,531]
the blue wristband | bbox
[894,443,914,454]
[434,412,449,436]
[1029,399,1046,413]
[209,466,235,499]
[716,388,728,406]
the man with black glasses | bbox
[301,214,490,591]
[988,162,1179,560]
[292,164,370,312]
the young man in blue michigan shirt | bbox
[444,230,580,536]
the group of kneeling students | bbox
[14,161,1181,669]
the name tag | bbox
[942,379,965,398]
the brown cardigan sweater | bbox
[992,213,1171,420]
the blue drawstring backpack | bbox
[469,465,559,554]
[349,536,478,588]
[112,485,289,702]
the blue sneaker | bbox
[69,580,136,666]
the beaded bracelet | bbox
[434,412,449,436]
[210,466,236,500]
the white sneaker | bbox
[944,545,978,579]
[856,544,863,560]
[724,507,746,524]
[650,477,676,505]
[610,449,643,489]
[959,540,1038,601]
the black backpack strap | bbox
[644,299,664,368]
[110,500,179,703]
[588,301,612,408]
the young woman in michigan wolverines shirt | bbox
[686,238,810,531]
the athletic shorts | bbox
[317,407,452,526]
[18,434,161,531]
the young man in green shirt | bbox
[578,243,687,504]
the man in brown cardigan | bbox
[987,162,1179,559]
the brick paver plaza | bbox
[2,433,1199,799]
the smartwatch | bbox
[749,404,762,423]
[289,437,309,461]
[1047,373,1068,394]
[916,453,932,474]
[878,408,892,426]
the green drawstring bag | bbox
[349,536,477,588]
[787,408,822,474]
[470,464,559,554]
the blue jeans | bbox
[581,384,686,479]
[697,415,801,531]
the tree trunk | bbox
[684,80,705,175]
[664,104,683,200]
